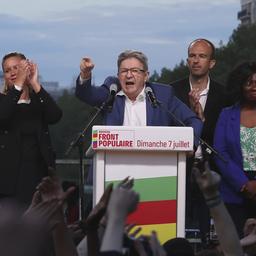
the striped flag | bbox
[106,176,177,243]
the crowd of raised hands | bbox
[0,167,77,256]
[2,165,256,256]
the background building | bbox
[238,0,256,25]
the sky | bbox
[0,0,241,87]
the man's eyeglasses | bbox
[118,68,146,76]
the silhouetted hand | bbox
[132,232,166,256]
[148,231,167,256]
[81,183,113,232]
[125,223,142,239]
[107,185,139,219]
[36,175,75,203]
[68,221,85,245]
[118,176,134,189]
[23,196,62,232]
[193,161,221,199]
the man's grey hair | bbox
[117,50,148,71]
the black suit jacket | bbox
[0,87,62,195]
[171,77,226,147]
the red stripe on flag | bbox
[127,200,176,225]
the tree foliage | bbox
[150,24,256,86]
[50,88,102,159]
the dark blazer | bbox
[171,77,226,148]
[0,87,62,195]
[75,76,203,147]
[213,104,249,204]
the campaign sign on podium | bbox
[91,125,193,243]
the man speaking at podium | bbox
[75,50,203,183]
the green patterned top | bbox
[241,125,256,171]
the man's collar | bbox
[116,86,146,102]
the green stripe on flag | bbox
[106,176,177,201]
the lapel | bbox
[176,79,190,106]
[106,95,125,125]
[183,81,191,106]
[146,96,155,125]
[204,80,218,118]
[229,104,241,150]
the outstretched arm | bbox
[82,183,113,256]
[100,179,139,253]
[193,162,243,256]
[37,175,78,256]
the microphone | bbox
[155,98,227,163]
[107,83,118,112]
[145,87,158,108]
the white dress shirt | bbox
[79,76,147,126]
[117,87,147,126]
[190,78,210,159]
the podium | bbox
[90,125,193,243]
